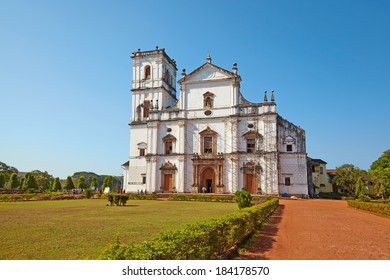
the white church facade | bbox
[122,48,308,196]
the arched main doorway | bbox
[201,167,215,193]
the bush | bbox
[84,189,93,199]
[358,194,371,202]
[107,194,130,206]
[347,200,390,216]
[128,193,158,200]
[319,192,342,200]
[234,190,252,209]
[99,198,279,260]
[107,194,114,206]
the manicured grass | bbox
[0,199,238,260]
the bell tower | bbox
[130,47,177,122]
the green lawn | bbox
[0,199,238,260]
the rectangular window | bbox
[142,176,146,184]
[285,177,291,186]
[247,138,255,153]
[139,148,145,157]
[204,136,213,153]
[320,167,324,174]
[165,141,173,155]
[286,144,292,152]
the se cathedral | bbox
[122,48,309,196]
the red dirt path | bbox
[238,199,390,260]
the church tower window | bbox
[137,142,147,157]
[162,134,176,155]
[284,136,296,152]
[143,100,150,118]
[165,141,173,155]
[144,65,151,80]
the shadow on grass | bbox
[105,204,140,207]
[236,204,285,260]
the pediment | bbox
[283,136,296,143]
[199,126,217,135]
[162,134,177,142]
[137,142,147,149]
[178,63,239,84]
[242,131,263,139]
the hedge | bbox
[319,192,343,200]
[0,193,86,202]
[167,194,270,203]
[347,200,390,216]
[168,194,235,203]
[99,198,279,260]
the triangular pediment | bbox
[178,63,240,84]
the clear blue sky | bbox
[1,0,389,179]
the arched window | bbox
[162,134,177,155]
[242,131,263,153]
[143,100,150,118]
[144,65,151,79]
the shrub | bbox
[107,194,130,206]
[319,192,342,200]
[107,194,114,206]
[99,198,279,260]
[358,194,371,202]
[128,193,158,200]
[84,189,93,199]
[234,190,252,209]
[347,200,390,216]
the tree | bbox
[22,173,38,191]
[102,176,113,191]
[18,178,25,190]
[77,176,87,190]
[90,176,99,190]
[0,174,5,189]
[8,173,19,189]
[31,170,53,191]
[332,164,365,195]
[52,177,62,192]
[64,176,75,191]
[0,161,18,186]
[354,177,366,197]
[369,150,390,199]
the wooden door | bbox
[164,174,173,192]
[246,174,256,194]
